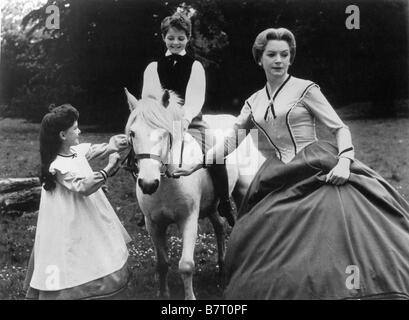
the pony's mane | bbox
[125,90,184,135]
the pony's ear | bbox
[124,87,138,112]
[162,90,170,108]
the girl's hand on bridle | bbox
[110,134,129,151]
[326,157,351,186]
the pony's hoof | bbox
[217,273,226,290]
[157,290,170,300]
[137,216,146,227]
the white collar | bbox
[165,49,187,56]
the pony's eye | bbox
[130,131,135,138]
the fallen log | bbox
[0,178,41,215]
[0,177,40,193]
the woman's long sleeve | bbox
[205,102,254,165]
[302,86,355,161]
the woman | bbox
[172,28,409,299]
[141,12,235,226]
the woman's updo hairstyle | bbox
[252,28,296,65]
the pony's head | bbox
[124,88,184,194]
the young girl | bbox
[141,12,235,226]
[24,104,131,300]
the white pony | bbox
[124,88,264,300]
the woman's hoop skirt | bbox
[224,141,409,300]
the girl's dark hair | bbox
[40,104,79,191]
[160,12,192,38]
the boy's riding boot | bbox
[207,164,236,227]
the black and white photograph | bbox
[1,0,409,305]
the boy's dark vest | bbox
[157,54,195,101]
[157,54,203,122]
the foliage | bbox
[1,0,408,125]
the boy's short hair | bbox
[161,12,192,38]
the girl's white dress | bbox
[29,142,131,292]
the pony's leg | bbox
[208,211,226,286]
[145,217,170,299]
[178,213,199,300]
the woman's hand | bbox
[326,158,351,186]
[171,163,202,178]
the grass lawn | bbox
[1,108,408,300]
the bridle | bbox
[122,132,176,180]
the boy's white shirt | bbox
[165,49,186,56]
[142,50,206,124]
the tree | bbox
[1,0,407,126]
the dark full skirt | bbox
[224,141,409,300]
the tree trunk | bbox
[0,178,41,215]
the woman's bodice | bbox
[239,76,348,163]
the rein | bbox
[119,133,180,180]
